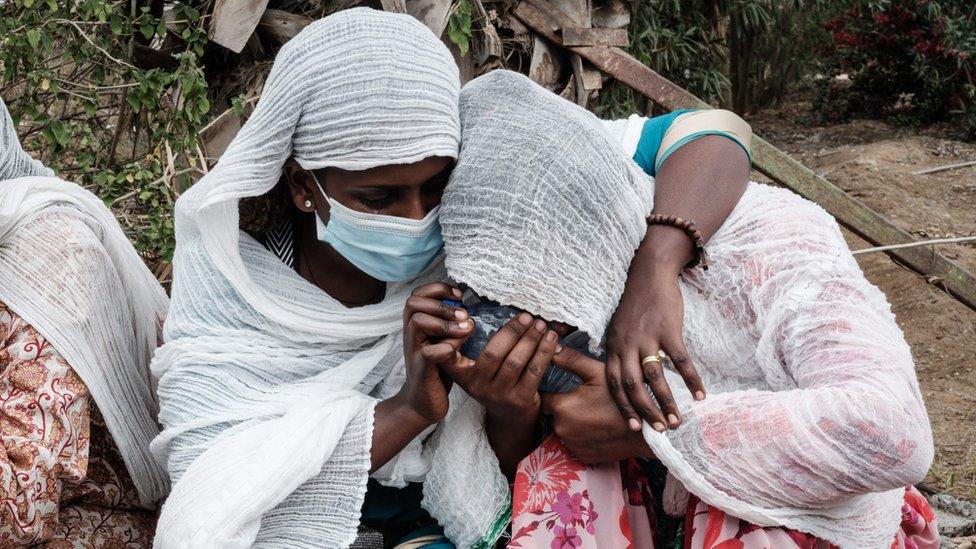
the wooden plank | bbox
[514,0,976,313]
[563,27,628,47]
[379,0,407,13]
[210,0,270,54]
[912,159,976,175]
[406,0,453,37]
[259,9,312,44]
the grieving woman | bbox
[150,8,759,549]
[0,98,169,545]
[439,70,938,549]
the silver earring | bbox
[304,199,313,209]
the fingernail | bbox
[454,309,468,320]
[517,313,532,325]
[628,418,641,431]
[652,422,667,432]
[534,319,546,332]
[545,331,556,342]
[555,344,563,354]
[668,413,680,427]
[695,391,705,401]
[457,320,472,329]
[453,288,462,298]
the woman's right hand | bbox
[397,282,474,425]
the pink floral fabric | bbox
[0,303,154,547]
[683,486,938,549]
[510,435,939,549]
[510,436,655,549]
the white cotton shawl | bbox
[0,99,169,506]
[442,71,933,548]
[151,8,510,548]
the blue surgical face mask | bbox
[311,174,443,282]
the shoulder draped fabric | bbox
[150,8,509,548]
[441,70,934,549]
[0,98,169,507]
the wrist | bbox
[486,403,540,432]
[388,393,438,431]
[638,224,696,274]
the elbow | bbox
[842,396,934,491]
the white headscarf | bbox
[152,9,509,548]
[0,98,170,506]
[442,70,653,348]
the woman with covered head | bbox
[0,98,168,545]
[151,7,763,548]
[439,70,938,548]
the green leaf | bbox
[26,29,41,49]
[447,0,473,56]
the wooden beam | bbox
[514,0,976,313]
[562,27,629,47]
[210,0,270,53]
[259,9,312,44]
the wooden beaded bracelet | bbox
[646,213,709,270]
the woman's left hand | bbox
[442,312,558,424]
[606,241,705,433]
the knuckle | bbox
[501,322,523,337]
[643,366,660,381]
[607,375,620,391]
[623,377,639,390]
[480,350,502,364]
[503,354,527,371]
[564,349,582,368]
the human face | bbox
[305,156,453,219]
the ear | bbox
[283,159,318,213]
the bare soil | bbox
[748,99,976,501]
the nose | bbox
[405,191,439,220]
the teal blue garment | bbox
[632,110,752,176]
[360,480,455,548]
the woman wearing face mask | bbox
[152,10,536,548]
[150,8,753,549]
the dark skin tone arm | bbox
[602,133,750,440]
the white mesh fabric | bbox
[0,98,54,180]
[442,70,653,349]
[152,9,507,548]
[1,97,168,506]
[441,72,933,548]
[0,180,170,507]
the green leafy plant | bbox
[1,0,212,266]
[596,0,837,118]
[815,0,976,138]
[447,0,473,56]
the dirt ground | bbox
[747,99,976,502]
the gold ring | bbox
[641,354,662,366]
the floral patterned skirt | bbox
[510,435,939,549]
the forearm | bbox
[486,410,540,481]
[644,134,749,271]
[369,395,435,473]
